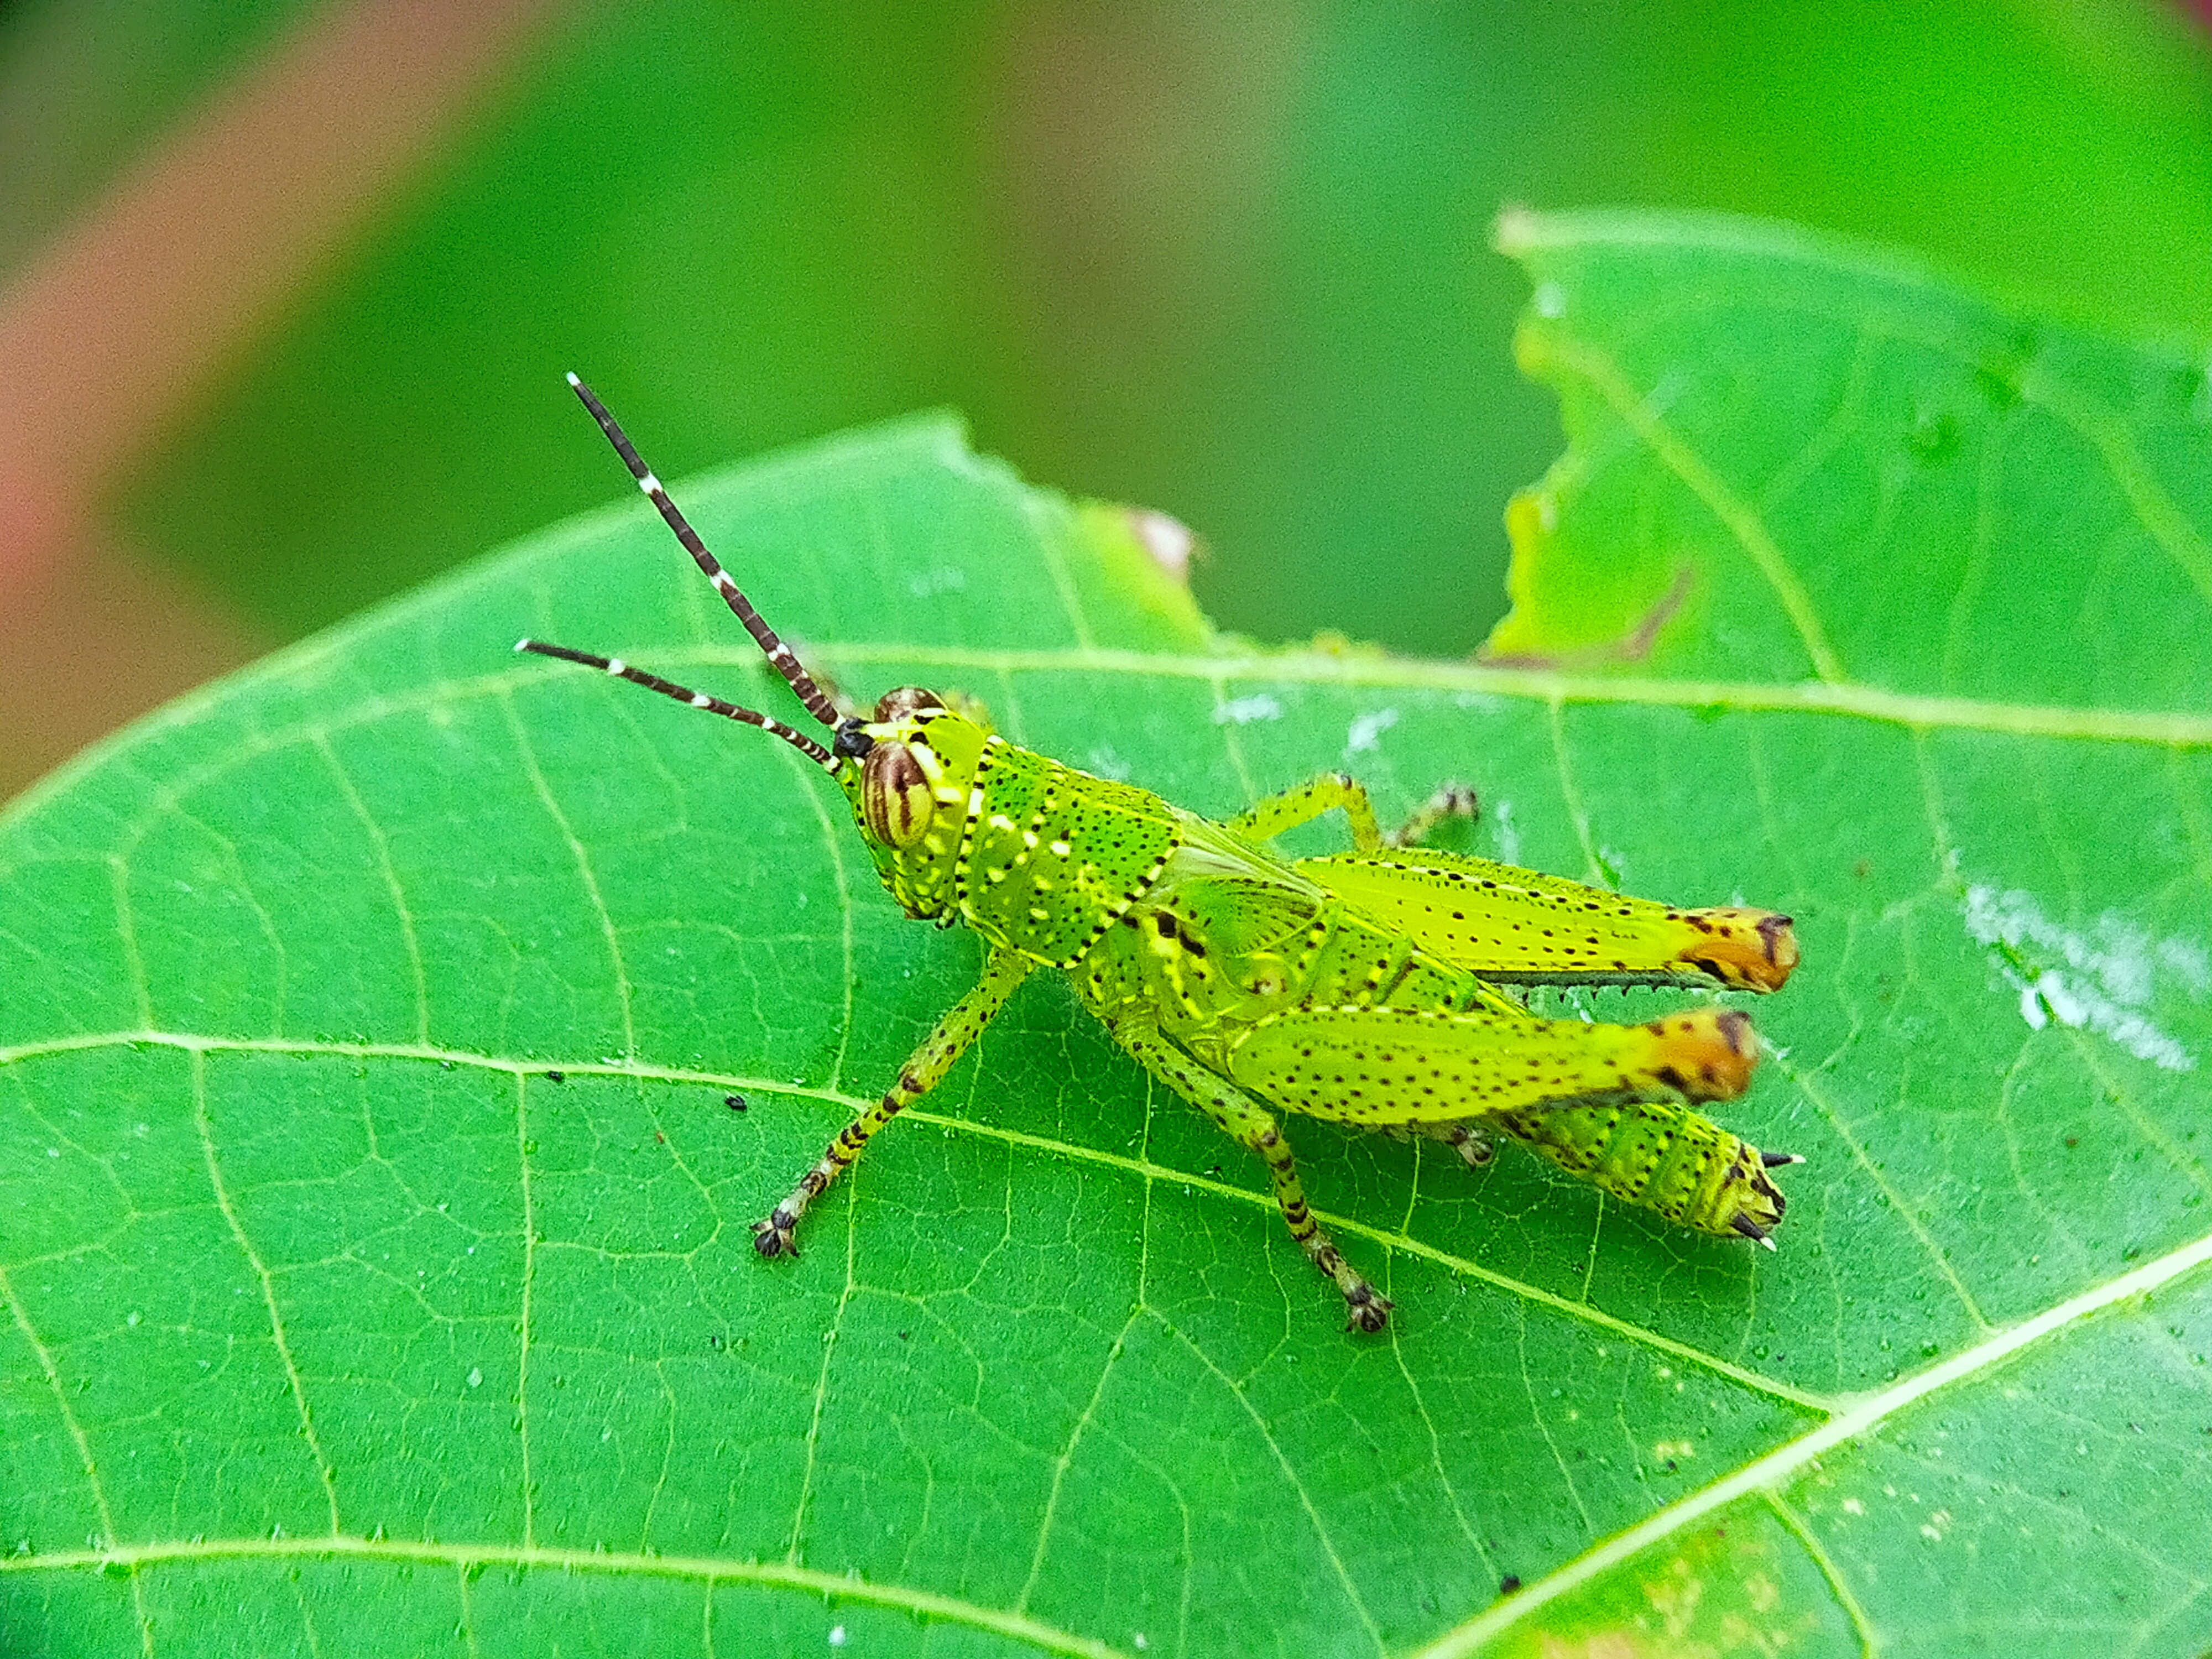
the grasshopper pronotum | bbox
[519,377,1803,1333]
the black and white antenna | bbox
[512,638,837,769]
[515,375,850,771]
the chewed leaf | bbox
[1488,208,2212,723]
[4,216,2211,1657]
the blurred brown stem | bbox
[0,0,567,801]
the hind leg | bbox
[1108,1008,1389,1332]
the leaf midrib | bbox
[1414,1225,2212,1659]
[7,641,2202,863]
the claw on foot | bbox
[1343,1282,1393,1334]
[751,1211,799,1258]
[1448,1126,1495,1169]
[1386,782,1480,847]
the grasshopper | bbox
[519,377,1803,1333]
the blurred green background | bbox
[4,0,2210,796]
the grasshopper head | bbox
[835,688,990,913]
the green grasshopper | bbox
[519,377,1803,1332]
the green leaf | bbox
[4,212,2209,1659]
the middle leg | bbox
[1222,772,1385,851]
[1223,772,1478,853]
[1419,1121,1495,1168]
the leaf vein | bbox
[315,734,431,1046]
[1762,1489,1879,1657]
[499,690,638,1062]
[514,1070,539,1550]
[0,1027,1835,1414]
[189,1047,343,1535]
[13,642,2208,895]
[1526,329,1848,683]
[1768,1053,1991,1331]
[1383,1253,1497,1579]
[1155,1309,1387,1656]
[1016,1307,1142,1616]
[785,1154,861,1566]
[0,1535,1131,1659]
[0,1260,155,1655]
[1407,1227,2212,1658]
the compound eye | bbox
[861,742,935,848]
[874,686,944,722]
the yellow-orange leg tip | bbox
[1678,907,1800,992]
[1344,1283,1392,1334]
[1644,1008,1759,1100]
[752,1211,799,1258]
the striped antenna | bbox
[565,373,842,729]
[515,639,838,771]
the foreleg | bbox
[753,946,1034,1256]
